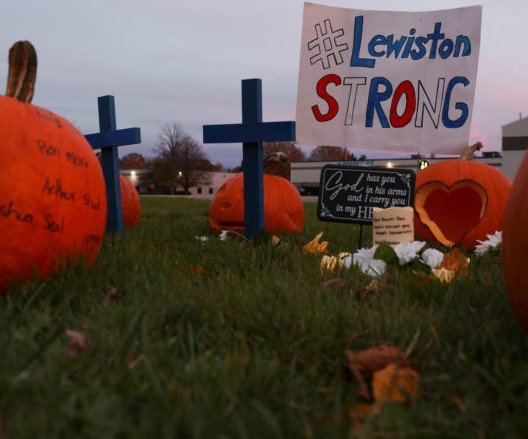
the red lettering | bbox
[389,80,416,128]
[311,74,341,122]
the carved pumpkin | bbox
[502,151,528,331]
[120,175,141,228]
[414,159,511,248]
[0,41,107,292]
[209,172,304,235]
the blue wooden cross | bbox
[85,95,141,234]
[203,79,296,239]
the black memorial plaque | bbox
[317,165,415,224]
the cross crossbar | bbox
[86,128,141,149]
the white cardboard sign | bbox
[372,207,414,245]
[296,3,482,155]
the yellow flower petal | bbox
[321,255,344,272]
[431,267,455,283]
[303,231,329,255]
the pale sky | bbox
[1,0,527,167]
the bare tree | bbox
[264,141,306,162]
[308,145,356,162]
[120,152,147,169]
[153,123,212,194]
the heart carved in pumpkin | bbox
[415,180,487,247]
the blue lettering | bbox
[410,37,427,60]
[350,16,375,68]
[439,39,454,59]
[427,22,445,59]
[385,34,407,58]
[401,29,416,58]
[454,35,471,56]
[368,34,386,57]
[442,76,470,128]
[366,77,392,128]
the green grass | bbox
[1,197,528,438]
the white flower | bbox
[361,259,387,277]
[475,231,502,256]
[194,236,210,242]
[219,231,229,242]
[420,248,444,269]
[351,245,386,276]
[352,245,379,267]
[393,241,426,265]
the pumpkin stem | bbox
[263,151,289,177]
[5,41,37,103]
[459,142,483,161]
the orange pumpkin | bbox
[209,172,304,235]
[120,175,141,228]
[0,41,107,292]
[502,151,528,332]
[414,159,511,249]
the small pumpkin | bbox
[209,172,304,235]
[414,151,512,249]
[502,150,528,332]
[120,175,141,228]
[0,41,107,292]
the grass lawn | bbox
[1,197,527,438]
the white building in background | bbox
[187,171,234,197]
[502,116,528,179]
[291,155,504,195]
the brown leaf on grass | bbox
[271,235,282,246]
[440,248,470,275]
[451,396,466,413]
[65,329,91,357]
[372,363,419,403]
[346,345,409,373]
[321,278,348,294]
[303,232,329,255]
[106,286,120,300]
[345,345,409,400]
[346,403,381,427]
[355,278,382,298]
[410,269,433,283]
[185,264,207,276]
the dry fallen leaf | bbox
[106,286,120,300]
[410,269,433,284]
[355,278,382,298]
[345,345,409,400]
[346,345,408,373]
[321,278,348,294]
[372,363,419,403]
[431,267,456,283]
[185,264,207,276]
[440,248,470,275]
[271,235,282,246]
[65,329,90,357]
[303,231,329,255]
[346,403,381,427]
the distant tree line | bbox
[119,122,368,192]
[120,123,221,194]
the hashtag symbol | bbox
[308,19,349,69]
